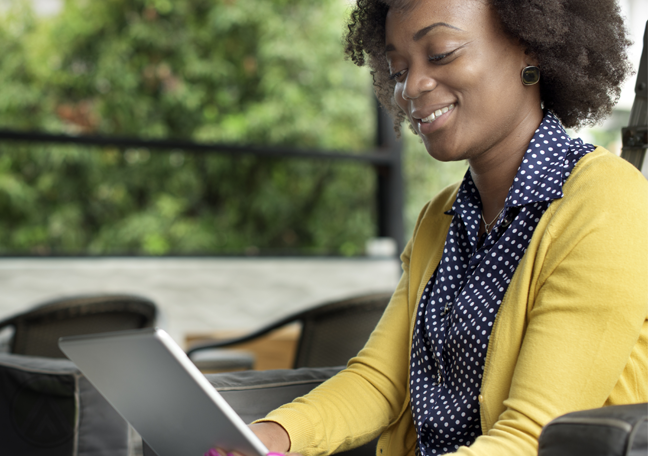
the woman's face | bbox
[385,0,542,164]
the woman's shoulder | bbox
[568,146,647,192]
[551,145,647,233]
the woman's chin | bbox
[421,138,465,163]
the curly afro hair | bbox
[344,0,632,134]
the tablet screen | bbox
[59,328,268,456]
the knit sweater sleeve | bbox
[258,235,416,456]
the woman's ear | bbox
[523,49,540,68]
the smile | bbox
[420,104,455,123]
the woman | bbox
[231,0,648,455]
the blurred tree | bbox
[0,0,378,255]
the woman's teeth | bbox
[420,104,455,123]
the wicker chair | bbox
[0,294,158,358]
[186,291,392,370]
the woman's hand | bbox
[248,422,291,453]
[206,421,299,456]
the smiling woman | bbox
[385,2,543,171]
[208,1,647,456]
[346,0,631,135]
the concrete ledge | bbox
[0,257,401,345]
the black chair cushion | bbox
[0,353,129,456]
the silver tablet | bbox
[59,328,269,456]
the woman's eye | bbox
[428,49,457,63]
[389,70,407,82]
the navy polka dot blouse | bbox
[410,113,595,455]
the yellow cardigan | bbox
[263,147,648,456]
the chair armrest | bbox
[143,366,377,456]
[538,403,648,456]
[205,366,344,423]
[186,315,301,357]
[189,348,256,372]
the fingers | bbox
[204,449,244,456]
[205,421,293,456]
[205,450,302,456]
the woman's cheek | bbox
[393,84,407,113]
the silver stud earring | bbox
[521,66,540,86]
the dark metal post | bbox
[375,100,405,256]
[621,21,647,177]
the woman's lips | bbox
[415,103,455,135]
[419,103,455,123]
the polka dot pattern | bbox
[410,113,594,455]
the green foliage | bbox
[0,0,378,255]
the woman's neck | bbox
[469,109,543,230]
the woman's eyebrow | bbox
[385,22,462,54]
[413,22,462,41]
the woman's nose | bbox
[402,67,436,100]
